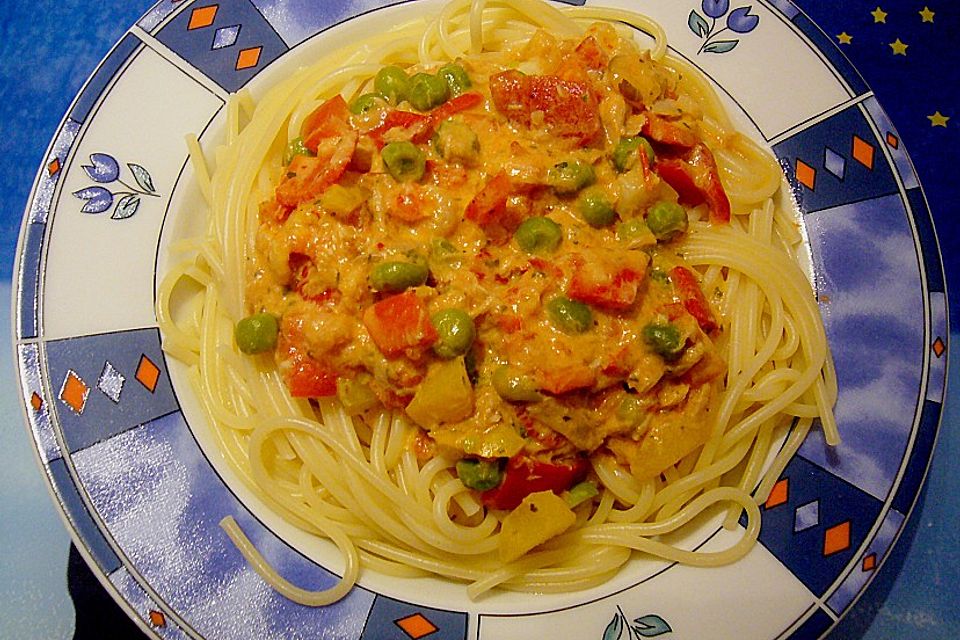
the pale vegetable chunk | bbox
[498,490,577,563]
[406,357,474,427]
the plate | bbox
[12,0,948,638]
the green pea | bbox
[349,92,387,115]
[546,296,593,334]
[612,136,655,173]
[235,313,279,354]
[577,187,617,227]
[642,322,685,360]
[406,72,449,111]
[433,120,479,164]
[431,309,476,358]
[381,141,426,182]
[547,159,596,195]
[617,395,647,426]
[438,63,472,96]
[456,458,503,491]
[369,261,429,292]
[514,216,562,254]
[283,136,312,166]
[492,365,543,403]
[374,65,410,104]
[646,201,688,241]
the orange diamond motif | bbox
[236,46,263,70]
[59,370,89,415]
[862,552,877,572]
[851,135,875,169]
[795,159,816,190]
[395,612,439,639]
[885,132,899,149]
[823,521,851,556]
[149,610,166,627]
[765,478,789,509]
[188,5,218,30]
[30,392,43,411]
[932,336,945,358]
[47,158,61,176]
[136,355,161,393]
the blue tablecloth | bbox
[0,1,956,638]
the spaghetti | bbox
[158,0,837,603]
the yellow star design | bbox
[919,7,935,22]
[837,32,853,45]
[928,111,950,127]
[889,38,908,55]
[871,6,887,23]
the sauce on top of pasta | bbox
[243,23,732,511]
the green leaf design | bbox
[687,10,709,38]
[632,615,673,637]
[602,613,623,640]
[112,194,141,220]
[703,39,739,54]
[128,163,157,194]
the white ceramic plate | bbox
[13,1,948,638]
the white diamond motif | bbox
[823,147,845,180]
[97,361,125,403]
[213,24,240,50]
[793,499,820,533]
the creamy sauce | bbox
[247,24,730,494]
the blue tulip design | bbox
[72,152,160,219]
[73,186,114,214]
[688,0,761,54]
[727,6,760,33]
[82,153,120,183]
[701,0,729,19]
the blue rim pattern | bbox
[12,1,947,638]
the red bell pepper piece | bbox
[670,265,718,333]
[695,153,731,224]
[489,70,600,145]
[368,110,432,145]
[655,158,700,202]
[301,95,352,152]
[430,91,484,123]
[275,130,357,207]
[274,95,358,207]
[369,93,483,147]
[655,144,730,224]
[286,355,338,397]
[481,455,589,510]
[278,338,338,397]
[362,290,438,358]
